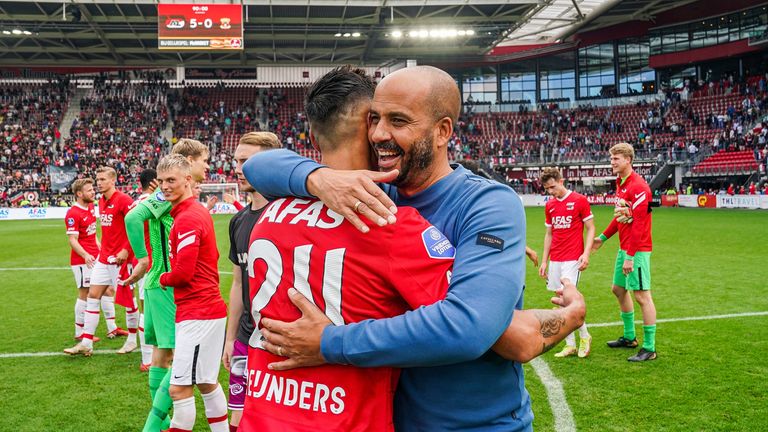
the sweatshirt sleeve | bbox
[159,216,201,288]
[125,204,154,259]
[242,149,325,200]
[320,185,525,368]
[625,187,650,257]
[601,217,618,241]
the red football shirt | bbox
[240,197,453,432]
[64,203,99,265]
[97,189,134,264]
[159,196,227,322]
[602,172,653,256]
[544,191,593,261]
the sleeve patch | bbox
[421,226,455,259]
[67,217,75,226]
[476,232,504,251]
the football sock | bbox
[126,298,139,344]
[565,332,577,347]
[75,298,87,338]
[578,323,590,339]
[202,385,229,432]
[81,298,101,348]
[143,369,173,432]
[139,314,153,365]
[169,396,196,432]
[642,325,656,351]
[148,367,168,400]
[101,295,118,333]
[621,311,636,340]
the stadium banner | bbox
[519,194,618,206]
[586,195,618,205]
[185,68,257,79]
[158,4,243,50]
[677,195,699,208]
[47,165,78,192]
[716,195,762,209]
[696,194,717,208]
[0,207,69,221]
[661,195,679,207]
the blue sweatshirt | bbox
[243,149,533,431]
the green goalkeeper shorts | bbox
[144,286,176,349]
[613,250,652,291]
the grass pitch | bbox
[0,206,766,431]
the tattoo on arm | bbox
[534,310,566,338]
[541,342,557,354]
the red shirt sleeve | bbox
[65,209,79,235]
[602,217,619,240]
[385,208,452,309]
[580,196,593,221]
[544,201,553,227]
[233,201,244,211]
[625,185,650,257]
[159,214,202,288]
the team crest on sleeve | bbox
[67,217,75,226]
[154,190,166,201]
[421,226,455,259]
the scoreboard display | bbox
[158,4,243,50]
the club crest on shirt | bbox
[421,226,455,259]
[67,217,75,226]
[566,202,575,210]
[154,190,166,202]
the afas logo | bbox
[0,209,8,219]
[28,208,47,218]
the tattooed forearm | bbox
[534,310,566,338]
[541,342,557,355]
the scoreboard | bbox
[158,4,243,50]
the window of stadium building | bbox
[578,43,615,98]
[462,68,498,104]
[649,5,768,55]
[618,40,655,95]
[500,63,536,105]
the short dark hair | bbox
[139,168,157,190]
[305,65,375,149]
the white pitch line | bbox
[589,311,768,328]
[0,349,120,358]
[530,357,576,432]
[0,267,233,275]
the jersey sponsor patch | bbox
[476,232,504,251]
[153,190,166,202]
[67,217,75,226]
[421,226,455,259]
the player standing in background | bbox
[222,132,280,431]
[156,154,228,432]
[65,178,101,343]
[123,139,211,432]
[592,143,657,362]
[135,169,160,369]
[65,166,134,356]
[538,167,594,358]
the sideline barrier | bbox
[519,195,768,209]
[0,203,239,221]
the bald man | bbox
[241,66,579,431]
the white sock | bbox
[578,323,590,339]
[126,297,139,344]
[82,298,101,348]
[565,332,577,348]
[202,385,229,432]
[139,313,153,364]
[170,396,196,431]
[101,295,117,333]
[75,298,87,338]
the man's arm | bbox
[539,226,553,278]
[491,278,586,363]
[223,264,243,371]
[243,149,398,232]
[579,218,596,271]
[123,204,155,285]
[67,234,96,267]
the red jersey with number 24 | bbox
[240,197,454,432]
[544,191,593,261]
[65,203,100,265]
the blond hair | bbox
[171,138,209,158]
[96,166,116,179]
[609,143,635,162]
[71,178,94,195]
[239,132,281,150]
[156,153,191,174]
[540,167,562,184]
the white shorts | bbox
[90,262,119,287]
[71,265,92,289]
[547,260,581,291]
[138,276,146,301]
[171,318,226,386]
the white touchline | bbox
[588,311,768,327]
[0,267,233,275]
[0,350,120,358]
[530,357,576,432]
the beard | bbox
[380,135,434,188]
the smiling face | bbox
[158,167,191,206]
[610,152,632,177]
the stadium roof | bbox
[0,0,699,67]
